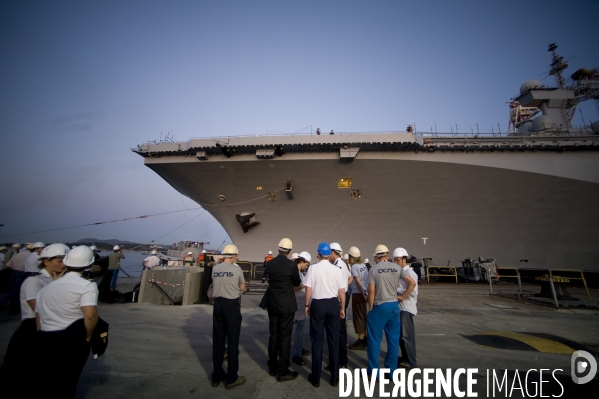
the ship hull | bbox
[146,151,599,270]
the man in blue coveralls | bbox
[366,244,405,376]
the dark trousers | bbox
[0,268,11,293]
[399,311,417,367]
[37,320,91,398]
[310,298,340,383]
[213,297,242,385]
[0,318,36,391]
[339,291,351,367]
[0,270,25,314]
[267,311,294,375]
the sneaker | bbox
[225,376,247,390]
[349,339,366,350]
[292,356,306,366]
[301,348,311,356]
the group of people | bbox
[0,243,103,398]
[210,237,419,390]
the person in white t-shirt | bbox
[0,244,69,391]
[142,250,161,270]
[393,247,418,369]
[35,245,99,398]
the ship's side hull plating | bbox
[146,151,599,270]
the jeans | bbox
[399,310,417,367]
[110,269,119,290]
[292,318,306,358]
[366,301,400,376]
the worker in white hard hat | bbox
[211,244,246,390]
[326,242,352,370]
[35,246,100,398]
[0,243,32,315]
[291,251,312,366]
[365,244,404,376]
[108,245,125,291]
[348,246,369,350]
[142,250,161,271]
[0,244,69,391]
[263,238,301,382]
[24,242,45,274]
[196,249,208,266]
[393,247,418,369]
[262,250,274,283]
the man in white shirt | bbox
[304,242,346,388]
[142,250,161,270]
[327,242,352,369]
[393,247,418,369]
[24,242,45,274]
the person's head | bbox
[63,245,94,273]
[221,244,238,263]
[38,243,70,274]
[151,250,157,255]
[329,242,342,261]
[113,245,120,252]
[295,251,311,272]
[347,246,363,265]
[392,247,409,267]
[290,253,299,261]
[277,238,292,256]
[32,242,45,254]
[0,246,7,254]
[202,250,207,254]
[374,244,389,263]
[317,242,331,260]
[11,243,21,251]
[90,245,98,252]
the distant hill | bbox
[76,238,141,246]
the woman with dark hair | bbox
[291,251,311,366]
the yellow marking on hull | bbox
[479,332,575,354]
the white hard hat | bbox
[151,250,157,255]
[268,251,272,255]
[343,253,349,260]
[202,250,207,253]
[374,244,389,256]
[348,246,361,258]
[38,243,70,260]
[113,245,120,251]
[298,251,311,263]
[63,246,95,268]
[90,245,97,251]
[330,242,342,254]
[393,247,409,259]
[11,243,21,248]
[365,258,369,263]
[32,242,45,249]
[278,238,292,251]
[291,253,299,260]
[222,244,239,255]
[188,251,193,255]
[0,246,6,251]
[71,245,77,249]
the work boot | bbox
[301,348,311,356]
[225,376,246,390]
[348,338,366,350]
[292,356,305,366]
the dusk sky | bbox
[1,0,598,249]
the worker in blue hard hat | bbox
[303,242,347,388]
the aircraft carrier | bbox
[133,44,599,270]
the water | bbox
[97,251,147,278]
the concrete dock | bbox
[1,278,598,398]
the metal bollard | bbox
[488,267,493,294]
[547,275,559,309]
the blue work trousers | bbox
[292,318,306,358]
[366,301,400,376]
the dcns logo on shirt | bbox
[377,268,397,273]
[213,272,234,277]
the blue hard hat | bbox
[317,242,331,256]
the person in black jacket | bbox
[264,238,301,382]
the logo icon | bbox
[571,350,597,384]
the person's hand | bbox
[362,293,367,300]
[52,269,66,280]
[340,308,345,319]
[305,306,310,316]
[397,295,404,303]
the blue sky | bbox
[1,0,598,248]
